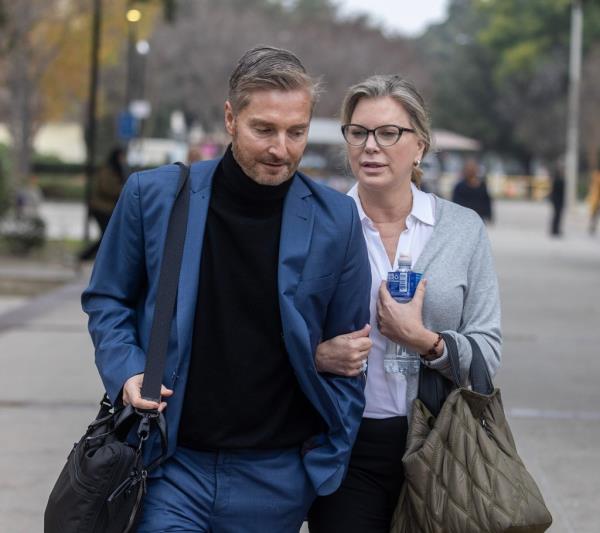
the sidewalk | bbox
[1,199,599,532]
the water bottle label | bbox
[387,271,400,296]
[387,270,410,299]
[388,270,422,300]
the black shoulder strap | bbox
[465,336,494,395]
[140,163,190,402]
[447,333,494,394]
[418,333,494,416]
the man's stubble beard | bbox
[231,139,296,186]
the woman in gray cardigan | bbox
[308,75,502,532]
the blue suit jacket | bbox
[82,158,371,495]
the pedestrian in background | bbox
[82,46,370,532]
[79,146,126,261]
[308,74,502,533]
[587,169,600,235]
[15,175,44,219]
[452,158,493,223]
[548,160,566,237]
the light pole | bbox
[83,0,102,243]
[566,0,583,209]
[135,40,150,137]
[125,8,142,109]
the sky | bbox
[336,0,450,37]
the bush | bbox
[0,143,10,216]
[37,174,85,201]
[0,215,47,255]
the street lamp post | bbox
[125,8,142,109]
[83,0,102,243]
[135,40,150,137]
[566,0,583,209]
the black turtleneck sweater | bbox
[177,146,324,450]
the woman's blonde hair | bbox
[340,75,431,186]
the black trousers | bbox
[308,416,408,533]
[550,205,563,236]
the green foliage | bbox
[421,0,600,165]
[37,175,85,201]
[0,216,46,255]
[0,143,11,216]
[420,0,513,152]
[32,152,66,166]
[476,0,571,82]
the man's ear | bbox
[224,101,235,136]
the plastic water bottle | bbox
[383,255,422,375]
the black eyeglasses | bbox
[341,124,416,147]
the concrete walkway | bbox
[1,199,599,532]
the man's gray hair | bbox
[228,45,320,113]
[340,75,432,185]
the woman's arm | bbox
[421,223,501,385]
[376,221,501,386]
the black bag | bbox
[416,333,460,418]
[44,163,190,533]
[44,399,167,533]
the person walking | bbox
[548,161,566,237]
[81,46,370,533]
[452,158,494,223]
[587,169,600,235]
[79,146,126,260]
[308,74,502,533]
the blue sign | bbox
[117,111,138,140]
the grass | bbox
[0,236,84,262]
[37,175,85,201]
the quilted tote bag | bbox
[391,335,553,533]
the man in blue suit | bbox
[82,46,371,532]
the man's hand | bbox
[122,373,173,412]
[315,324,372,377]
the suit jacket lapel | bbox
[278,174,314,299]
[176,159,218,365]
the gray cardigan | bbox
[404,196,502,420]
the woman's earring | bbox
[414,159,421,167]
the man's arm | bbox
[82,173,148,403]
[322,199,371,343]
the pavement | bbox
[1,199,599,533]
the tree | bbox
[475,0,600,164]
[419,0,511,152]
[420,0,600,169]
[0,0,167,198]
[0,1,85,194]
[581,44,600,172]
[144,0,425,135]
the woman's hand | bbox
[315,324,372,376]
[377,279,430,353]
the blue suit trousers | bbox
[136,446,315,532]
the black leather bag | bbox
[44,399,167,533]
[44,163,190,533]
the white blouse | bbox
[347,182,436,418]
